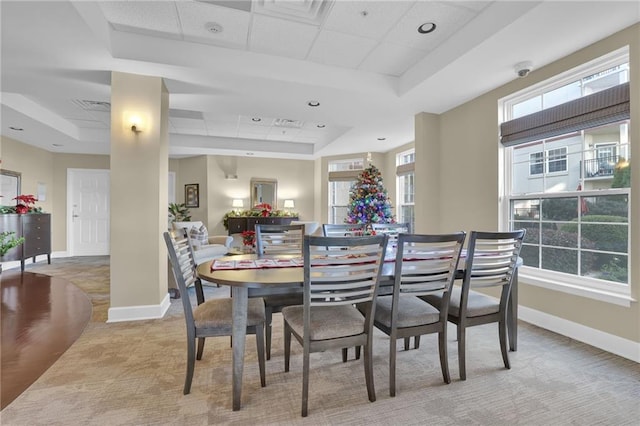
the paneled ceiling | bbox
[1,1,639,159]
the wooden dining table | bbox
[197,253,520,411]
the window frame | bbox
[499,48,632,305]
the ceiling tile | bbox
[322,0,413,40]
[176,2,250,48]
[384,1,477,51]
[307,30,377,69]
[249,15,319,60]
[99,2,181,36]
[359,42,424,76]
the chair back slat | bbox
[164,230,201,324]
[465,230,526,290]
[304,235,388,308]
[255,224,304,256]
[395,233,466,297]
[322,223,367,237]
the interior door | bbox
[68,169,110,256]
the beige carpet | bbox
[1,257,639,425]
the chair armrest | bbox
[208,235,233,248]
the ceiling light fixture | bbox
[205,22,224,34]
[360,10,369,17]
[377,137,386,141]
[251,117,261,122]
[417,22,436,34]
[317,124,325,128]
[52,143,63,147]
[9,126,24,131]
[307,100,320,107]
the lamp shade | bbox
[232,199,244,208]
[283,199,295,209]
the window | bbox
[328,158,364,224]
[500,48,631,302]
[396,149,415,232]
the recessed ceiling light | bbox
[360,10,369,17]
[377,137,386,141]
[246,152,254,156]
[307,100,320,107]
[52,143,63,147]
[417,22,436,34]
[9,126,23,131]
[251,117,261,122]
[205,22,224,34]
[317,124,326,128]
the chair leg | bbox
[196,337,205,360]
[457,325,466,381]
[389,338,397,397]
[302,346,310,417]
[438,329,451,384]
[184,339,196,395]
[284,322,292,372]
[265,307,273,360]
[499,318,510,370]
[364,341,376,403]
[255,326,267,387]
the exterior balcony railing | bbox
[582,155,620,179]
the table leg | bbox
[508,268,518,351]
[231,286,248,411]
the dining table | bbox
[196,253,521,411]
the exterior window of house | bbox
[328,158,364,224]
[500,47,631,302]
[396,149,415,232]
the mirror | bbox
[1,169,21,205]
[250,178,277,208]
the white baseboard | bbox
[107,293,170,323]
[519,305,640,363]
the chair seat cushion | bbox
[422,287,499,318]
[194,297,265,328]
[373,295,441,328]
[282,305,364,341]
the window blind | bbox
[500,82,630,147]
[396,162,415,176]
[328,170,361,181]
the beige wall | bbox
[415,23,639,344]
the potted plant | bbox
[168,202,191,223]
[0,231,25,273]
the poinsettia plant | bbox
[255,203,272,217]
[241,230,256,246]
[14,194,41,214]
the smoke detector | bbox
[205,22,224,34]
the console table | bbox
[227,216,298,235]
[0,213,51,271]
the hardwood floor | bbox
[1,269,92,409]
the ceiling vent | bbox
[272,118,304,129]
[72,100,111,112]
[169,109,204,120]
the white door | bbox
[68,169,110,256]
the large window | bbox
[500,48,631,301]
[396,149,415,232]
[328,158,364,224]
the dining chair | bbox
[371,222,411,238]
[363,232,465,396]
[421,230,526,380]
[163,230,267,394]
[322,223,367,237]
[282,234,388,417]
[255,223,305,360]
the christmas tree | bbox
[345,164,395,225]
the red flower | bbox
[241,230,256,246]
[13,194,39,214]
[255,203,272,217]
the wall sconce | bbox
[232,199,244,212]
[283,199,295,210]
[124,111,145,133]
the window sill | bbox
[519,271,635,307]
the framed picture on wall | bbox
[184,183,199,208]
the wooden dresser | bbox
[0,213,51,271]
[227,216,298,235]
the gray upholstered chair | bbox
[255,223,305,360]
[163,230,267,394]
[422,230,526,380]
[365,232,465,396]
[282,234,388,417]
